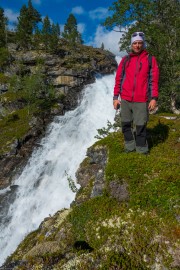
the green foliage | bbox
[33,26,41,49]
[16,0,41,48]
[9,74,22,95]
[0,7,7,48]
[41,16,60,52]
[6,30,16,43]
[0,73,9,83]
[65,171,78,193]
[62,13,83,45]
[104,0,180,112]
[6,113,19,122]
[95,115,121,139]
[22,68,53,109]
[27,0,41,29]
[68,196,121,242]
[41,15,51,50]
[49,23,60,53]
[100,251,147,269]
[95,120,115,139]
[58,93,66,102]
[0,47,10,70]
[0,106,33,154]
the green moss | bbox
[95,115,180,220]
[68,196,124,244]
[0,73,9,84]
[0,106,35,154]
[0,47,10,69]
[100,251,147,270]
[1,89,24,102]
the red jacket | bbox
[114,50,159,102]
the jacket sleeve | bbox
[113,57,126,99]
[150,56,159,100]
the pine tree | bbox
[62,14,83,45]
[16,5,31,48]
[41,15,51,51]
[56,23,60,37]
[0,7,7,47]
[49,23,60,53]
[16,1,41,48]
[101,42,105,50]
[27,0,41,31]
[34,26,41,49]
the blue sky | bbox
[1,0,123,55]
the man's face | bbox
[132,41,144,54]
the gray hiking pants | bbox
[121,99,149,154]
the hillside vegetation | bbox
[4,114,180,269]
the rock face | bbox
[5,42,117,95]
[0,42,117,189]
[75,145,107,204]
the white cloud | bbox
[71,6,85,15]
[88,25,127,56]
[4,9,19,23]
[89,7,109,20]
[77,23,86,34]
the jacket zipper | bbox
[132,56,140,101]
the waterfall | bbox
[0,73,116,265]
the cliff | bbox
[3,114,180,269]
[0,40,117,189]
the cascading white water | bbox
[0,72,119,265]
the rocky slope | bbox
[0,40,117,189]
[3,114,180,270]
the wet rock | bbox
[75,145,107,202]
[87,145,107,166]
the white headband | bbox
[131,32,145,45]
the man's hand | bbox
[113,100,121,110]
[148,99,157,111]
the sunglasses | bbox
[131,32,145,37]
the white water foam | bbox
[0,73,117,265]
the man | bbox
[113,32,159,154]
